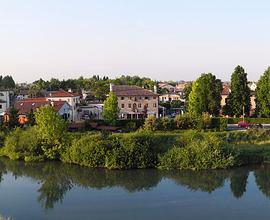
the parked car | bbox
[238,121,250,128]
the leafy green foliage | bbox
[34,106,67,159]
[255,66,270,117]
[225,66,250,116]
[5,107,19,129]
[143,115,159,131]
[0,75,15,89]
[62,134,107,167]
[1,127,42,160]
[159,134,235,170]
[188,73,222,116]
[160,117,173,130]
[174,114,195,129]
[103,92,119,125]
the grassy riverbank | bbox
[1,126,270,170]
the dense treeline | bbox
[0,75,15,89]
[27,75,158,100]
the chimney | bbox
[68,88,72,93]
[51,101,54,107]
[109,83,114,92]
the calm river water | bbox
[0,158,269,220]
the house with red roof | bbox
[46,90,81,121]
[6,98,72,124]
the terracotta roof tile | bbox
[221,85,231,95]
[112,85,158,96]
[47,90,80,98]
[12,98,69,115]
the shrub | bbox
[143,115,159,131]
[105,132,160,169]
[197,112,212,130]
[219,118,228,131]
[159,134,235,170]
[1,127,42,161]
[61,134,107,167]
[160,117,173,130]
[125,121,138,132]
[174,114,195,129]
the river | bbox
[0,158,269,220]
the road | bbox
[227,124,270,131]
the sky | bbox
[0,0,270,83]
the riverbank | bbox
[1,127,270,170]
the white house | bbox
[0,90,11,115]
[46,90,81,121]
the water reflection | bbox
[0,158,270,210]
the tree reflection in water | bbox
[0,157,270,210]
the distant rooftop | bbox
[47,90,80,98]
[111,85,158,97]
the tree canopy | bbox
[188,73,222,116]
[255,67,270,117]
[103,92,119,125]
[224,66,250,117]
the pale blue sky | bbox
[0,0,270,83]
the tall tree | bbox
[1,75,15,89]
[103,92,119,125]
[225,66,250,117]
[34,106,67,159]
[188,73,222,116]
[255,67,270,117]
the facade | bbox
[46,90,81,121]
[159,93,183,102]
[111,84,159,119]
[10,98,72,124]
[221,85,230,107]
[80,102,104,120]
[0,90,11,116]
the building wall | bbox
[159,94,181,102]
[48,96,80,121]
[117,95,159,118]
[0,91,10,114]
[221,95,228,107]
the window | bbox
[128,103,131,108]
[145,96,148,100]
[0,93,4,96]
[0,104,2,109]
[121,104,125,108]
[121,97,124,100]
[153,103,157,107]
[138,103,142,108]
[153,96,156,99]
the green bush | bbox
[1,127,42,161]
[174,114,196,129]
[197,112,211,130]
[61,134,107,167]
[143,116,159,131]
[211,118,228,131]
[105,132,160,169]
[160,117,174,130]
[159,134,235,170]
